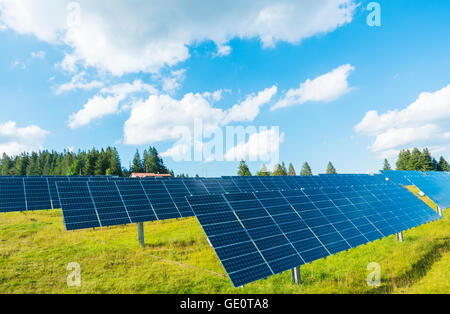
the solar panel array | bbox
[408,176,450,209]
[187,184,441,287]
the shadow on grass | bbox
[371,237,449,293]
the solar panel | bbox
[408,176,450,209]
[0,178,27,212]
[380,170,426,185]
[23,178,53,210]
[186,184,440,287]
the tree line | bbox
[0,146,172,177]
[383,148,450,172]
[238,161,337,176]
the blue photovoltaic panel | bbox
[88,181,131,227]
[114,180,157,222]
[140,180,183,220]
[0,178,27,212]
[23,178,52,210]
[56,181,101,230]
[380,170,426,185]
[408,176,450,209]
[187,184,440,287]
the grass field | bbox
[0,186,448,294]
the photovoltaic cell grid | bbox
[408,176,450,209]
[380,170,426,185]
[187,184,441,287]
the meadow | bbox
[0,186,448,294]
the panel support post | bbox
[437,206,443,217]
[397,232,403,242]
[291,266,301,284]
[138,222,145,247]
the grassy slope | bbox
[0,186,448,294]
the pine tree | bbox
[256,164,270,176]
[1,153,12,175]
[301,162,312,176]
[396,149,411,170]
[326,162,337,174]
[408,148,422,170]
[288,163,296,176]
[419,148,433,171]
[382,159,392,171]
[131,150,144,173]
[437,156,450,171]
[272,163,287,176]
[237,160,252,176]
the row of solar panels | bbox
[187,184,441,287]
[0,174,388,214]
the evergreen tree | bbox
[396,149,411,170]
[26,152,40,175]
[256,164,270,176]
[1,153,12,175]
[237,160,252,176]
[437,156,450,171]
[301,162,312,176]
[407,148,422,170]
[131,149,144,173]
[419,148,433,171]
[288,163,296,176]
[326,162,337,174]
[382,159,392,171]
[272,163,287,176]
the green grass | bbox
[0,186,448,294]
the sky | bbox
[0,0,449,177]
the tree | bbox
[272,163,287,176]
[437,156,450,172]
[1,153,12,175]
[407,148,422,170]
[256,164,270,176]
[396,149,411,170]
[143,146,170,174]
[326,162,337,174]
[237,160,252,176]
[382,159,392,171]
[419,148,433,171]
[131,149,144,173]
[288,163,296,176]
[301,162,312,176]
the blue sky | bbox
[0,0,449,177]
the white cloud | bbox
[0,121,50,156]
[0,0,357,76]
[215,44,232,57]
[124,86,277,145]
[272,64,355,110]
[54,71,103,94]
[162,69,186,94]
[68,80,157,129]
[224,128,285,164]
[31,50,45,59]
[223,86,277,124]
[355,84,450,158]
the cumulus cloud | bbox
[123,86,277,145]
[0,0,357,75]
[272,64,355,110]
[68,80,157,129]
[355,84,450,158]
[224,128,285,163]
[0,121,50,155]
